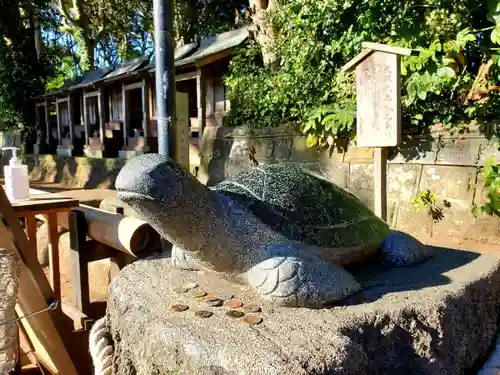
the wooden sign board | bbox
[355,51,401,147]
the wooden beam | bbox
[84,91,99,99]
[15,261,78,375]
[44,100,50,146]
[124,81,143,91]
[68,94,74,143]
[122,82,128,148]
[142,78,150,141]
[82,95,89,145]
[196,67,207,139]
[69,210,90,315]
[176,71,197,82]
[342,49,374,73]
[36,102,45,108]
[361,42,418,56]
[55,97,69,104]
[98,87,105,145]
[55,101,61,146]
[374,147,388,222]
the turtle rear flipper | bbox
[245,245,361,308]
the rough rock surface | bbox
[107,247,500,375]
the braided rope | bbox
[89,316,114,375]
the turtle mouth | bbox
[116,190,155,202]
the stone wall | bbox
[22,124,500,250]
[197,124,500,250]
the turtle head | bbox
[116,153,217,247]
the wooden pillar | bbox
[55,100,61,146]
[196,67,207,139]
[83,94,89,146]
[374,147,387,221]
[142,79,150,143]
[68,95,74,143]
[98,87,105,145]
[122,83,128,148]
[44,100,50,146]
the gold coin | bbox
[171,304,189,312]
[195,310,213,318]
[225,299,244,308]
[225,310,244,318]
[244,305,262,313]
[244,315,263,325]
[202,295,219,302]
[190,291,207,298]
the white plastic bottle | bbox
[2,147,30,201]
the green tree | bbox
[0,0,47,134]
[225,0,500,147]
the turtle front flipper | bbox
[171,245,201,270]
[244,244,361,308]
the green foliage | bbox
[225,0,500,147]
[473,156,500,217]
[411,189,452,223]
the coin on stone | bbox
[201,295,219,302]
[244,305,262,313]
[225,299,244,308]
[195,310,213,318]
[171,304,189,312]
[206,299,223,307]
[243,315,263,325]
[219,294,234,301]
[190,291,207,298]
[173,287,188,294]
[225,310,244,318]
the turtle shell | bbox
[213,164,390,249]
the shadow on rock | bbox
[340,246,481,306]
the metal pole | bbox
[153,0,175,157]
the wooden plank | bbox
[374,147,388,221]
[55,97,69,104]
[196,67,207,139]
[46,213,61,300]
[355,52,401,147]
[10,195,79,215]
[68,211,90,315]
[0,187,54,300]
[61,301,92,331]
[25,214,38,254]
[15,262,78,375]
[361,42,417,56]
[342,49,374,73]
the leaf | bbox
[437,66,456,78]
[492,25,500,45]
[306,133,318,148]
[488,0,500,24]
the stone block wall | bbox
[197,124,500,250]
[21,124,500,250]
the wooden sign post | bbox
[342,42,418,221]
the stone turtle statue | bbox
[116,154,432,308]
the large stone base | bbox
[107,247,500,375]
